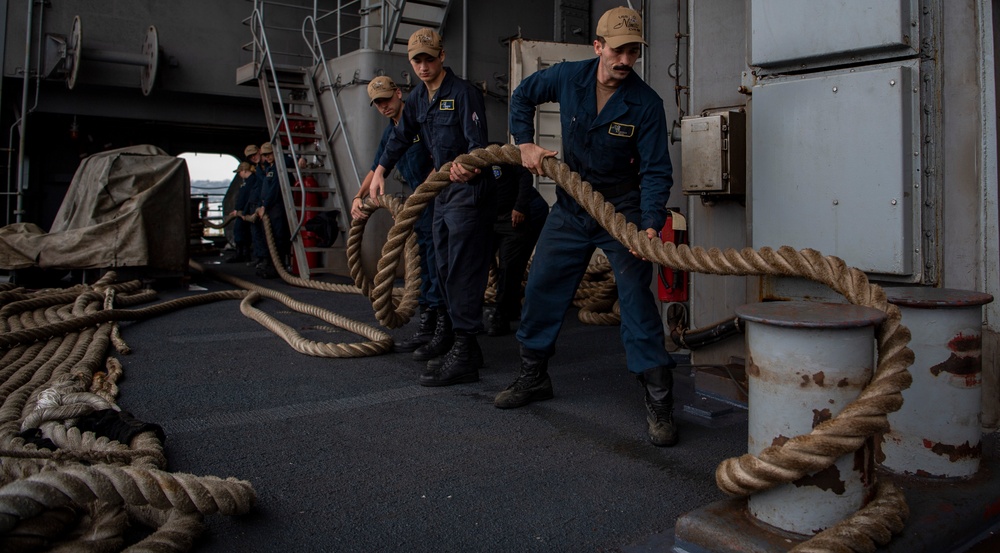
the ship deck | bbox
[113,253,749,552]
[80,252,1000,552]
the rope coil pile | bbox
[0,275,256,551]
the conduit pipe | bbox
[14,0,35,223]
[671,315,742,350]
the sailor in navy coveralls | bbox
[351,76,441,354]
[370,28,494,388]
[495,7,679,447]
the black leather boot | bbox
[412,308,453,362]
[486,310,510,336]
[224,246,249,263]
[395,307,437,353]
[640,366,678,447]
[494,346,553,409]
[419,332,482,387]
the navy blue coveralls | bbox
[233,174,252,251]
[509,57,674,375]
[378,67,493,334]
[489,162,548,321]
[372,123,442,311]
[257,158,290,264]
[245,168,268,261]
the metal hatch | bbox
[751,60,922,278]
[750,0,919,72]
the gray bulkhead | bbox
[681,0,999,427]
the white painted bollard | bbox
[880,287,993,478]
[736,301,886,535]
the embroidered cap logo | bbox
[614,15,641,33]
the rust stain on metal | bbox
[948,332,981,353]
[921,439,981,462]
[747,357,760,377]
[929,354,981,377]
[800,374,810,387]
[812,408,832,428]
[771,435,790,447]
[853,437,875,487]
[812,371,825,386]
[837,377,849,387]
[792,464,846,495]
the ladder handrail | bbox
[250,6,313,257]
[381,0,406,52]
[249,8,300,169]
[302,14,363,198]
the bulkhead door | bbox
[508,39,601,205]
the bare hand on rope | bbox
[629,228,658,260]
[518,142,558,177]
[369,167,387,204]
[449,161,480,183]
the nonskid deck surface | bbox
[112,253,749,552]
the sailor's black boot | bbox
[486,310,510,336]
[494,346,553,409]
[395,307,437,353]
[256,259,278,279]
[419,332,482,387]
[224,246,249,263]
[640,366,678,447]
[412,308,453,362]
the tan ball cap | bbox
[596,7,646,49]
[367,76,399,105]
[408,28,442,59]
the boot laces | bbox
[509,368,543,391]
[645,393,673,423]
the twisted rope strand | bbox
[0,465,255,534]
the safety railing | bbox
[301,14,363,192]
[243,0,386,64]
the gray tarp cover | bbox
[0,145,189,271]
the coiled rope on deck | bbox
[0,275,257,551]
[380,143,913,553]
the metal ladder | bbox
[260,65,351,278]
[246,5,353,279]
[382,0,453,53]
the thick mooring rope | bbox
[191,260,394,358]
[344,194,421,327]
[0,276,257,551]
[377,143,912,552]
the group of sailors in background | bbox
[226,141,286,279]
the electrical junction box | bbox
[680,109,746,196]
